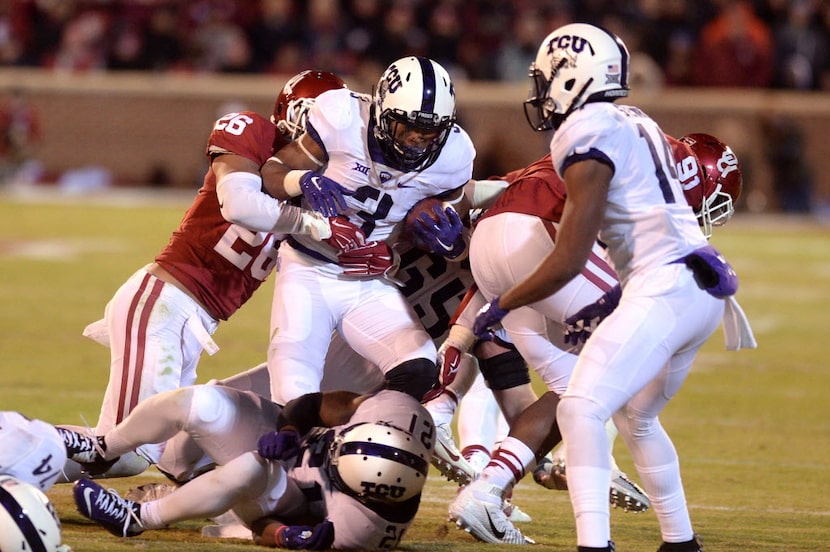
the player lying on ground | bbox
[66,385,434,550]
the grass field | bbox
[1,188,829,551]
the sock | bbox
[424,391,458,427]
[480,436,535,490]
[461,444,491,473]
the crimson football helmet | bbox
[677,133,742,238]
[272,70,347,140]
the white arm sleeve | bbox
[216,171,331,239]
[465,179,509,210]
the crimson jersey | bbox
[478,153,567,224]
[155,112,287,320]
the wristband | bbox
[284,170,310,197]
[274,524,287,547]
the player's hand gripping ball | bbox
[404,197,465,259]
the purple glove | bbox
[412,205,466,259]
[473,296,510,339]
[563,284,621,345]
[276,521,335,550]
[683,244,738,298]
[299,171,350,217]
[257,429,302,460]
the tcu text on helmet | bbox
[384,64,404,94]
[546,34,596,56]
[359,480,408,500]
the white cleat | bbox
[610,469,650,513]
[431,423,477,486]
[504,499,532,523]
[448,481,535,545]
[533,459,651,513]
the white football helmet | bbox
[329,422,430,503]
[0,475,71,551]
[373,56,456,172]
[525,23,630,131]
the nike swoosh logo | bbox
[83,486,95,515]
[438,442,460,461]
[397,183,414,188]
[435,238,455,252]
[485,508,506,540]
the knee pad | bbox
[187,385,234,433]
[384,358,437,400]
[478,349,530,391]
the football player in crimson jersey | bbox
[57,70,362,483]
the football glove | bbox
[563,284,621,345]
[299,171,351,217]
[324,216,366,253]
[421,342,463,403]
[412,205,466,259]
[276,521,335,550]
[473,296,509,339]
[338,241,398,279]
[257,429,302,461]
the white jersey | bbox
[283,391,435,550]
[288,88,475,266]
[550,102,707,285]
[0,411,65,491]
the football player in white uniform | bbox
[0,411,66,492]
[472,23,753,552]
[260,56,475,406]
[68,387,434,550]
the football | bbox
[404,197,444,232]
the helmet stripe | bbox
[339,441,429,476]
[0,485,49,552]
[416,57,436,113]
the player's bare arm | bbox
[261,133,327,200]
[498,159,610,311]
[275,391,365,435]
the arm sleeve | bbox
[216,171,331,239]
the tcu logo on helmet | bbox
[718,148,739,178]
[360,480,407,500]
[547,34,596,56]
[384,64,403,94]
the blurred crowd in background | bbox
[1,0,828,213]
[1,0,830,90]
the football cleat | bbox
[657,534,703,552]
[532,456,568,491]
[610,469,651,513]
[503,499,532,523]
[448,480,535,545]
[431,423,477,486]
[533,458,651,512]
[73,478,143,537]
[57,427,118,476]
[124,483,177,503]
